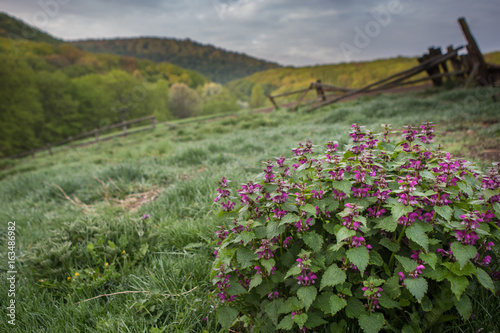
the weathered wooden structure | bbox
[268,17,500,112]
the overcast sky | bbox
[2,0,499,66]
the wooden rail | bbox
[5,116,156,160]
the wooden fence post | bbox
[122,121,127,136]
[94,129,99,142]
[268,95,278,110]
[315,80,326,101]
[47,144,53,156]
[151,116,156,129]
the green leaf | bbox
[346,297,366,319]
[441,261,476,277]
[261,259,275,274]
[303,231,323,252]
[280,213,299,226]
[332,179,352,195]
[313,291,334,313]
[346,246,370,274]
[216,305,239,329]
[285,265,302,279]
[421,296,433,312]
[279,297,303,314]
[454,294,472,319]
[264,299,284,326]
[329,294,348,315]
[236,247,257,269]
[297,286,317,311]
[457,182,473,197]
[293,313,308,328]
[434,205,452,222]
[375,216,398,232]
[320,264,347,290]
[369,251,384,267]
[396,255,418,272]
[240,231,255,245]
[249,274,262,290]
[419,252,437,270]
[380,238,400,252]
[304,311,328,329]
[302,204,317,215]
[476,267,495,292]
[277,314,294,330]
[405,222,429,251]
[383,275,401,299]
[446,274,469,299]
[336,226,356,243]
[404,277,428,302]
[358,312,385,333]
[450,242,477,269]
[227,281,246,295]
[391,203,414,221]
[378,291,399,309]
[483,189,500,201]
[267,221,285,239]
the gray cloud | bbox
[2,0,499,66]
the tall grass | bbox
[0,86,499,332]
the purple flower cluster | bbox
[456,211,495,245]
[296,256,317,286]
[341,203,362,230]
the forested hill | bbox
[71,38,282,84]
[0,12,61,44]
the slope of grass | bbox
[0,86,499,332]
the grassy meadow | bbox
[1,85,500,332]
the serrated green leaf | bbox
[441,261,476,277]
[346,246,370,274]
[369,250,384,267]
[264,298,284,326]
[392,203,414,221]
[267,221,285,239]
[454,294,472,319]
[227,281,246,295]
[380,238,400,252]
[279,297,303,314]
[447,274,468,299]
[302,204,318,216]
[329,294,347,315]
[313,291,334,313]
[476,267,494,292]
[305,311,328,329]
[277,314,294,330]
[216,305,239,329]
[297,286,317,311]
[336,282,352,296]
[419,252,437,270]
[396,255,418,272]
[280,213,299,226]
[457,182,473,197]
[336,226,356,243]
[383,275,401,299]
[375,216,398,232]
[294,313,308,328]
[493,202,500,216]
[332,180,352,195]
[240,231,255,245]
[285,265,302,279]
[303,231,323,252]
[421,296,433,311]
[249,274,262,290]
[420,170,435,180]
[406,222,429,251]
[422,266,448,281]
[483,189,500,201]
[261,259,275,274]
[378,291,399,309]
[320,264,346,290]
[358,312,385,333]
[404,277,428,302]
[434,205,452,222]
[236,247,257,269]
[346,297,366,319]
[450,242,477,269]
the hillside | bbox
[229,52,500,104]
[0,12,61,44]
[71,38,281,84]
[0,36,211,157]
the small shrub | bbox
[210,123,499,332]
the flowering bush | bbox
[211,123,499,332]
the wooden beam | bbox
[458,17,490,85]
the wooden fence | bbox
[5,115,156,160]
[267,17,500,112]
